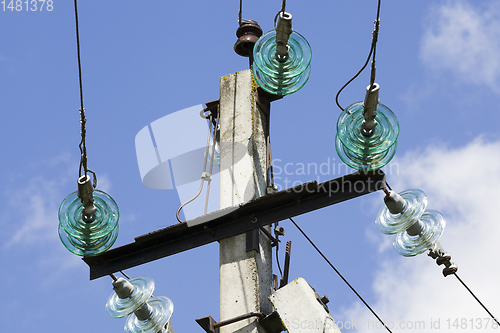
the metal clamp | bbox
[77,175,97,221]
[362,83,380,136]
[275,12,293,61]
[429,242,458,277]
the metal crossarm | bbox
[83,170,385,280]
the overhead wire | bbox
[274,0,288,27]
[238,0,243,26]
[454,273,500,326]
[289,217,393,333]
[335,0,382,112]
[73,0,97,186]
[281,0,287,13]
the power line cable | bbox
[289,217,393,333]
[73,0,97,186]
[454,273,500,326]
[238,0,242,26]
[335,0,382,112]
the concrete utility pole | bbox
[219,69,273,333]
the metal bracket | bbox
[201,100,220,128]
[260,311,286,333]
[259,226,279,247]
[279,241,291,288]
[196,316,218,333]
[196,313,269,333]
[246,228,260,252]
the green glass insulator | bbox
[335,101,399,170]
[252,30,312,95]
[58,190,119,256]
[253,63,311,96]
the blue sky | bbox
[2,0,500,332]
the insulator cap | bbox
[135,303,154,321]
[406,219,425,236]
[77,175,97,219]
[383,190,407,214]
[275,12,293,60]
[113,278,135,299]
[362,83,380,135]
[234,20,263,57]
[106,276,155,318]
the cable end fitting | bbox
[275,12,293,61]
[78,175,97,221]
[362,83,380,136]
[429,244,458,277]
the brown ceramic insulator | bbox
[234,20,263,57]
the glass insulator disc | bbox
[393,210,445,257]
[335,102,399,170]
[376,189,428,234]
[335,135,396,171]
[58,190,119,241]
[252,63,310,96]
[125,296,174,333]
[58,222,119,257]
[253,30,312,79]
[106,276,155,318]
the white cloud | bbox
[337,137,500,332]
[420,1,500,93]
[3,176,65,248]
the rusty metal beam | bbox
[83,170,385,280]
